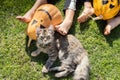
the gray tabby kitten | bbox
[31,25,90,80]
[31,25,58,73]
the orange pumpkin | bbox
[93,0,120,20]
[26,4,63,46]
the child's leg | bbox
[104,16,120,35]
[16,0,47,23]
[55,9,75,35]
[55,0,76,35]
[77,1,94,23]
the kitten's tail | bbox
[73,55,90,80]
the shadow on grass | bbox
[95,20,120,47]
[79,19,91,32]
[104,26,120,47]
[79,16,120,47]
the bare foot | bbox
[55,20,72,35]
[104,16,120,35]
[16,10,34,23]
[104,25,111,35]
[16,16,31,23]
[77,7,94,23]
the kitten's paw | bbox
[73,76,87,80]
[31,51,40,57]
[55,73,64,78]
[55,72,67,78]
[42,66,49,73]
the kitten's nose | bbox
[44,38,47,41]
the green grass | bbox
[0,0,120,80]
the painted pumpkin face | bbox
[93,0,120,20]
[26,4,63,40]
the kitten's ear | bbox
[36,27,41,36]
[48,25,55,34]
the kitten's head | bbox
[36,25,55,45]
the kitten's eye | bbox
[41,36,44,40]
[47,36,50,40]
[48,30,54,34]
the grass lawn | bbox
[0,0,120,80]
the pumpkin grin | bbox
[93,0,120,20]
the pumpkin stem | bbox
[91,15,103,20]
[28,37,32,47]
